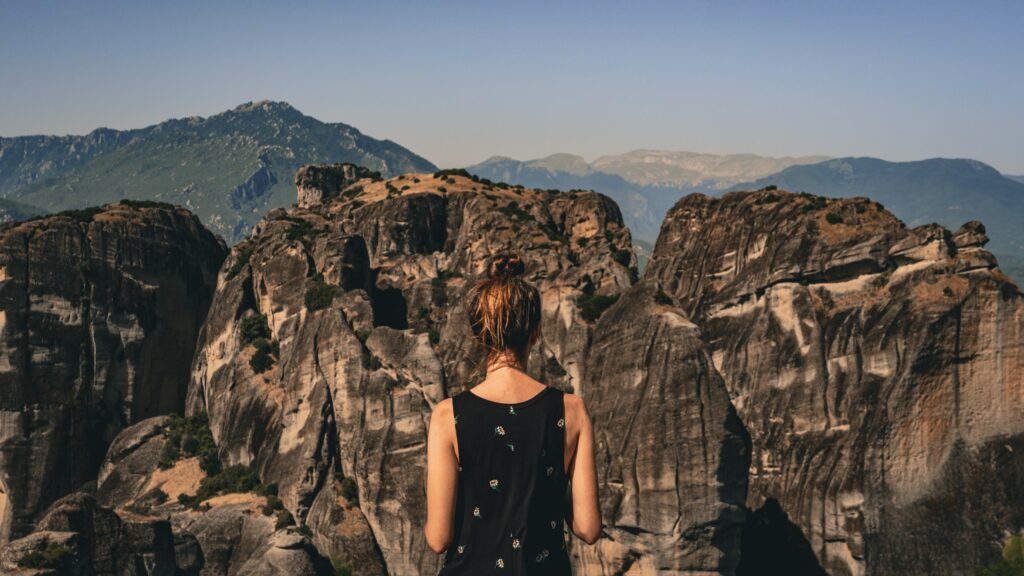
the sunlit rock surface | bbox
[0,203,225,544]
[187,166,638,574]
[648,189,1024,575]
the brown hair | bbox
[468,253,542,366]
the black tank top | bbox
[438,385,572,575]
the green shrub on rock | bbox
[341,477,359,503]
[576,293,619,322]
[17,542,72,570]
[305,279,340,311]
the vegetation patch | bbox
[340,185,364,200]
[798,192,828,212]
[241,313,271,343]
[612,248,632,268]
[546,356,567,377]
[284,217,326,245]
[576,293,620,322]
[654,290,673,306]
[332,559,356,576]
[241,314,279,374]
[177,464,261,510]
[497,201,535,222]
[434,168,472,180]
[159,413,221,475]
[55,206,104,223]
[275,509,295,529]
[340,477,359,503]
[258,484,285,516]
[978,534,1024,576]
[825,212,844,225]
[119,198,176,210]
[17,542,72,570]
[305,275,340,311]
[227,241,256,280]
[431,277,449,307]
[249,338,280,374]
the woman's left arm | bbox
[424,398,459,554]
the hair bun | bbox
[488,253,526,279]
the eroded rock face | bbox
[93,415,333,576]
[187,167,637,574]
[647,190,1024,575]
[0,204,226,543]
[574,281,751,574]
[0,491,178,575]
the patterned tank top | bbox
[438,385,572,575]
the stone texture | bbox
[187,166,638,575]
[574,281,751,574]
[647,189,1024,575]
[175,505,327,576]
[0,204,226,543]
[0,491,178,575]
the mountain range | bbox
[0,101,436,242]
[1,103,1021,282]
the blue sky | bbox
[1,0,1022,172]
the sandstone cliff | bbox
[574,281,751,574]
[5,168,1021,576]
[186,167,645,574]
[647,189,1024,575]
[0,202,226,544]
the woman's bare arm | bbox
[424,398,459,554]
[566,394,602,544]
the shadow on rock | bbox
[737,498,826,576]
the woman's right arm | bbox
[566,394,602,544]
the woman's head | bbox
[468,253,541,367]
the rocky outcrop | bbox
[574,281,751,574]
[0,203,226,543]
[647,189,1024,575]
[0,491,177,575]
[187,166,639,574]
[295,163,380,209]
[94,415,333,576]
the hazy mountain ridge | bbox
[468,154,674,242]
[0,101,436,243]
[591,149,830,188]
[468,151,834,244]
[0,198,46,223]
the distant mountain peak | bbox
[230,100,295,113]
[531,153,591,176]
[0,102,436,244]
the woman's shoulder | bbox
[431,397,455,421]
[561,391,590,418]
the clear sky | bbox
[1,0,1022,172]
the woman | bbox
[425,253,602,574]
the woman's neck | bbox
[485,351,527,375]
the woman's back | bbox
[438,385,572,575]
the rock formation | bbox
[574,281,751,574]
[185,166,653,574]
[4,165,1022,575]
[0,202,226,544]
[647,189,1024,575]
